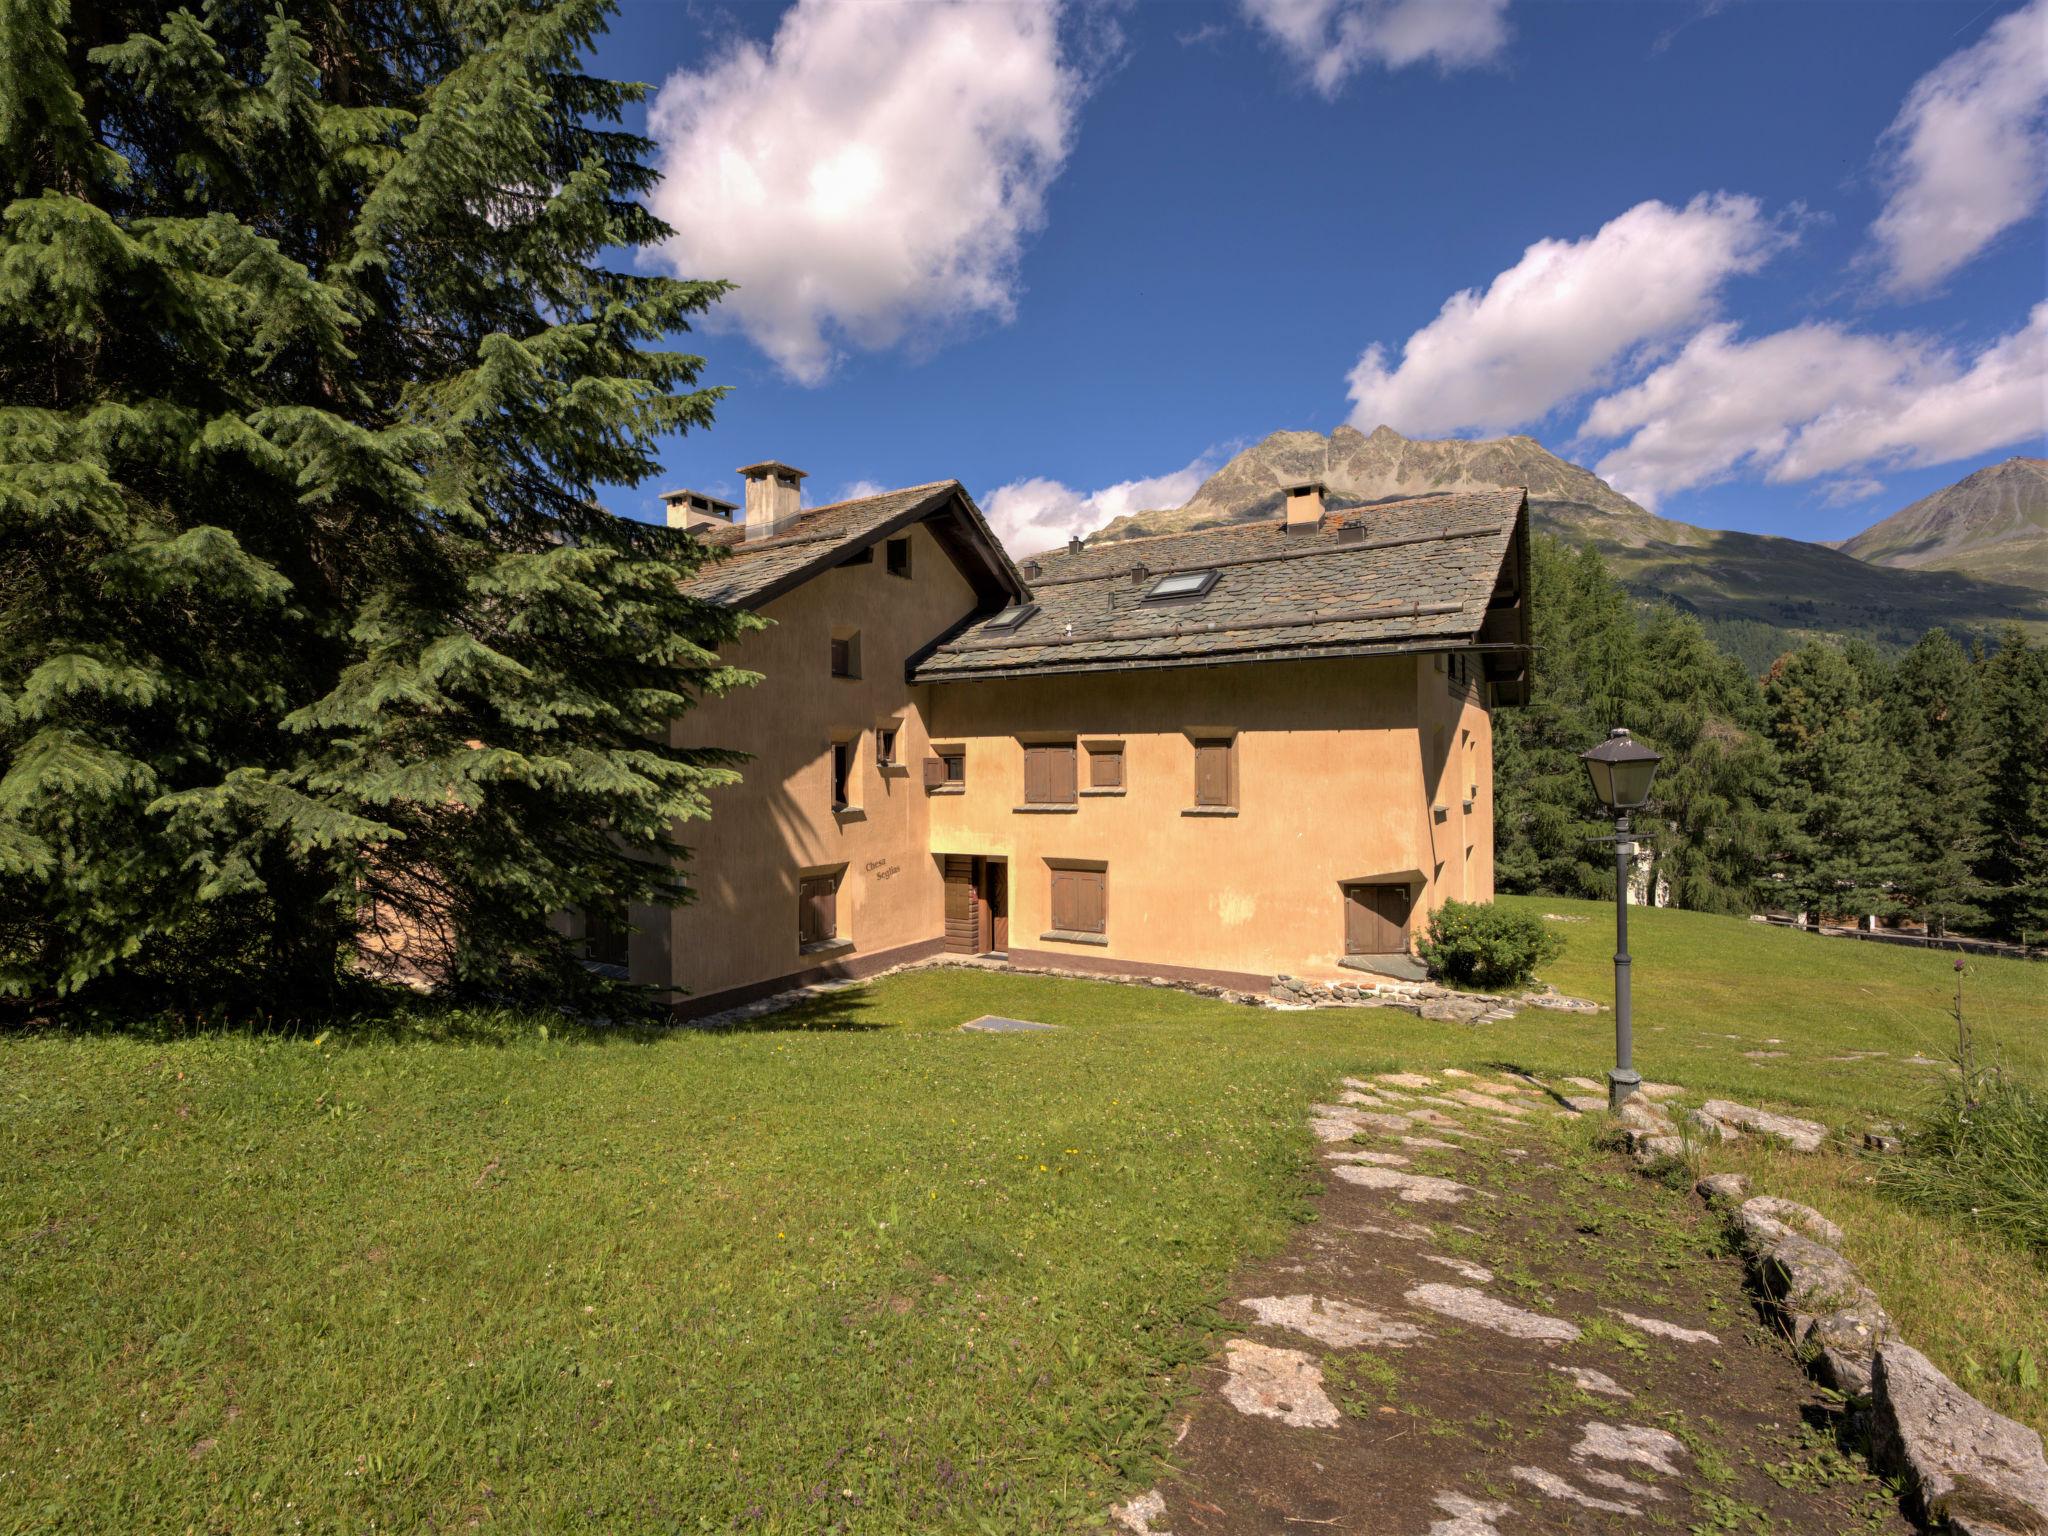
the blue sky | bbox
[589,0,2047,554]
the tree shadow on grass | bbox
[695,990,891,1034]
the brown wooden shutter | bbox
[1089,747,1122,788]
[1078,869,1105,932]
[1194,739,1231,806]
[1023,746,1044,804]
[1344,884,1408,953]
[923,756,949,788]
[1053,745,1076,802]
[1050,868,1076,931]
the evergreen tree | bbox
[1974,626,2048,945]
[1495,535,1607,897]
[1636,608,1787,916]
[1884,629,1988,935]
[1763,642,1912,922]
[0,1,752,1014]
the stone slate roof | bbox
[682,481,1022,610]
[910,489,1528,683]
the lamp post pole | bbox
[1609,812,1639,1111]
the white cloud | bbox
[981,455,1217,556]
[1817,476,1887,509]
[829,479,888,506]
[644,0,1089,384]
[1870,0,2048,296]
[1243,0,1511,95]
[1343,194,1786,437]
[1582,303,2048,506]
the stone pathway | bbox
[1114,1068,1914,1535]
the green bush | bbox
[1881,1068,2048,1259]
[1416,900,1564,989]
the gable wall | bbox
[648,517,983,1003]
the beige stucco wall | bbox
[649,519,982,1001]
[921,653,1495,983]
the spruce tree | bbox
[1763,642,1912,923]
[1884,629,1988,935]
[1974,625,2048,945]
[1637,608,1787,916]
[0,1,752,1014]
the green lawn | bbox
[2,897,2043,1532]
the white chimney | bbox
[661,489,738,531]
[737,460,807,541]
[1283,479,1326,532]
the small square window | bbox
[886,537,912,578]
[984,602,1038,633]
[1144,569,1219,601]
[798,871,841,948]
[877,727,898,766]
[1022,741,1077,804]
[1086,743,1123,789]
[925,748,966,788]
[830,631,861,678]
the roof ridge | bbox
[1035,487,1520,560]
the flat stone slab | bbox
[1696,1172,1751,1204]
[1404,1282,1581,1341]
[1424,1493,1511,1535]
[1423,1254,1494,1283]
[1700,1099,1829,1152]
[1376,1072,1440,1090]
[1219,1340,1340,1428]
[1608,1308,1720,1344]
[1331,1165,1477,1204]
[1512,1464,1640,1514]
[960,1015,1058,1033]
[1554,1364,1632,1399]
[1110,1488,1170,1534]
[1327,1149,1411,1167]
[1738,1195,1845,1249]
[1239,1293,1427,1348]
[1873,1341,2048,1536]
[1574,1421,1686,1477]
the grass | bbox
[2,895,2044,1530]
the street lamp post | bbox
[1580,728,1663,1112]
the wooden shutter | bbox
[1051,867,1105,934]
[1088,747,1122,789]
[923,755,949,788]
[1025,744,1075,803]
[1344,884,1408,953]
[1194,739,1231,806]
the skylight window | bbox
[1144,569,1219,601]
[984,602,1038,632]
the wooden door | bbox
[1344,883,1410,954]
[984,861,1008,952]
[943,855,978,955]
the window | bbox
[877,726,898,767]
[1049,863,1107,937]
[886,537,912,578]
[984,602,1038,633]
[924,747,966,789]
[1085,741,1124,790]
[830,630,861,679]
[1192,736,1235,808]
[1344,883,1410,956]
[798,871,840,948]
[1144,569,1219,601]
[1023,742,1077,804]
[584,910,628,969]
[831,739,856,811]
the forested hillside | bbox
[1496,535,2048,945]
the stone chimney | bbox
[737,461,807,541]
[1283,479,1326,532]
[661,488,739,532]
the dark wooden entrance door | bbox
[1344,883,1412,954]
[944,856,1008,955]
[979,859,1008,954]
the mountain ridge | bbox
[1084,427,2046,670]
[1837,456,2048,587]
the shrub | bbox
[1416,900,1564,989]
[1881,1068,2048,1259]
